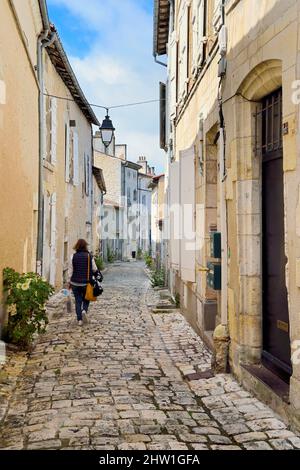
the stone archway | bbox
[237,59,282,101]
[225,60,283,369]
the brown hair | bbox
[73,239,89,252]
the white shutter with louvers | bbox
[65,122,70,182]
[178,3,189,101]
[192,0,205,75]
[213,0,222,32]
[168,31,177,119]
[169,161,180,268]
[73,131,79,186]
[49,193,57,286]
[180,146,196,283]
[50,98,57,164]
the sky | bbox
[47,0,166,173]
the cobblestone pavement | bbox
[0,262,300,450]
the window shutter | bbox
[49,193,57,286]
[168,32,177,118]
[180,146,196,283]
[178,4,189,101]
[73,131,79,186]
[159,82,166,150]
[85,153,90,196]
[169,161,180,268]
[192,0,205,74]
[50,98,57,164]
[65,122,70,182]
[213,0,222,32]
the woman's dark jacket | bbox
[71,251,93,285]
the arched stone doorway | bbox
[225,59,291,382]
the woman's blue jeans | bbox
[72,286,90,321]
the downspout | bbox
[90,127,94,253]
[212,0,229,374]
[219,0,228,328]
[219,105,228,327]
[154,55,167,68]
[36,28,56,275]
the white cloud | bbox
[48,0,167,172]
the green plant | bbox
[150,268,166,288]
[175,293,181,308]
[106,246,115,263]
[94,255,105,271]
[3,268,54,349]
[144,253,153,269]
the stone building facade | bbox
[154,0,300,431]
[0,0,102,324]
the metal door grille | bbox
[255,88,282,158]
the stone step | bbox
[155,303,175,310]
[152,308,179,314]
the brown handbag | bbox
[85,254,97,302]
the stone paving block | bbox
[269,439,294,450]
[243,441,273,450]
[234,432,268,443]
[27,439,62,450]
[211,445,242,450]
[0,263,298,450]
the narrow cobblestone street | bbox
[0,262,300,451]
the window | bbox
[84,153,90,196]
[213,0,223,32]
[160,82,166,149]
[65,123,70,182]
[65,124,79,186]
[45,96,57,164]
[178,3,189,101]
[133,190,137,202]
[127,188,131,206]
[168,33,177,118]
[142,195,146,206]
[192,0,205,74]
[73,131,79,186]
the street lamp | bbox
[100,110,115,149]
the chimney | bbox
[138,156,147,174]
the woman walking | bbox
[69,239,98,326]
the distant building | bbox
[137,157,155,254]
[94,143,155,261]
[149,174,165,268]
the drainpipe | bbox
[219,109,228,327]
[219,0,228,327]
[212,0,229,374]
[154,55,167,68]
[90,128,94,253]
[36,27,56,275]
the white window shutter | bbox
[49,193,57,286]
[168,33,177,118]
[192,0,205,74]
[73,131,79,186]
[65,122,70,182]
[180,146,196,283]
[179,5,189,101]
[50,98,57,164]
[213,0,222,32]
[169,161,180,268]
[87,154,91,196]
